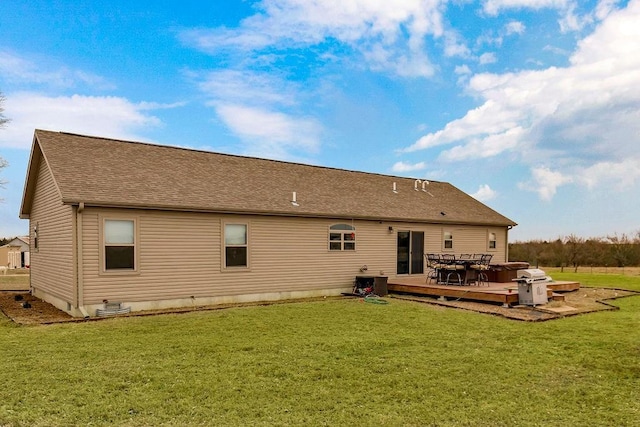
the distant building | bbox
[0,236,30,269]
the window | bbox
[443,230,453,250]
[329,224,356,251]
[224,223,248,267]
[33,222,39,251]
[488,231,497,250]
[104,219,135,270]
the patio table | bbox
[437,255,489,285]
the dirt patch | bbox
[391,287,640,321]
[1,287,638,325]
[0,292,78,325]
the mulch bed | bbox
[1,287,639,325]
[0,292,78,325]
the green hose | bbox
[364,295,390,304]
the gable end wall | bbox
[29,159,75,305]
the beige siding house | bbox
[20,130,517,317]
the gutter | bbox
[75,202,90,318]
[61,200,518,228]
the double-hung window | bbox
[329,224,356,251]
[33,222,39,252]
[488,231,497,250]
[104,219,136,271]
[224,223,248,268]
[443,230,454,250]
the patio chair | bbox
[440,254,464,285]
[469,254,493,286]
[425,254,443,285]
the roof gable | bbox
[21,130,517,227]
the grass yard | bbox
[1,274,639,426]
[545,267,640,292]
[0,274,30,287]
[0,272,30,292]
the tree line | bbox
[509,232,640,271]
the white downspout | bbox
[76,202,90,318]
[506,225,513,263]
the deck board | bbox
[387,277,580,306]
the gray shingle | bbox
[26,130,516,226]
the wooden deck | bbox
[387,277,580,307]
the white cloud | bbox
[193,69,322,159]
[391,161,427,173]
[214,103,321,159]
[483,0,573,16]
[482,0,592,32]
[404,0,640,199]
[196,69,299,108]
[478,52,497,64]
[0,93,164,149]
[505,21,526,35]
[577,159,640,190]
[543,44,570,56]
[454,64,472,75]
[0,50,114,90]
[439,126,523,161]
[471,184,498,202]
[595,0,620,19]
[518,166,572,201]
[179,0,455,78]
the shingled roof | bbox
[20,130,516,226]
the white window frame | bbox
[222,221,250,270]
[100,216,139,275]
[33,222,39,252]
[488,230,498,251]
[442,230,454,251]
[328,224,356,251]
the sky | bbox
[0,0,638,242]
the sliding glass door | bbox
[397,231,424,275]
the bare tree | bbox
[0,156,6,191]
[0,91,8,128]
[0,91,8,200]
[607,233,634,268]
[564,234,585,272]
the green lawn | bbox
[1,274,639,426]
[547,269,640,292]
[0,274,30,288]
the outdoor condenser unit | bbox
[513,269,552,306]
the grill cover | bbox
[516,269,547,280]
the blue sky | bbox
[1,0,638,241]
